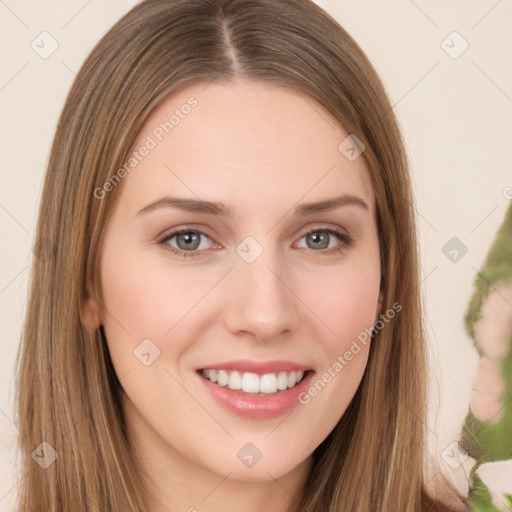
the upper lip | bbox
[196,359,312,375]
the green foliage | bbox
[464,203,512,343]
[469,474,505,511]
[462,203,512,509]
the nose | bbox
[223,250,298,343]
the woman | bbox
[15,0,469,510]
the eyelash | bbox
[157,226,353,258]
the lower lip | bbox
[196,370,314,420]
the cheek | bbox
[99,244,215,344]
[291,256,379,434]
[305,258,380,351]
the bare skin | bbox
[83,79,382,512]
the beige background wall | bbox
[1,1,511,508]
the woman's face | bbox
[87,80,381,483]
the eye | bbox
[157,226,353,258]
[158,228,215,257]
[295,227,353,255]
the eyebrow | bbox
[136,194,369,217]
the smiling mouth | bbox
[197,368,310,396]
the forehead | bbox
[118,79,375,216]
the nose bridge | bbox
[224,238,297,341]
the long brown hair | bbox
[15,0,469,510]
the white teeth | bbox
[200,369,307,394]
[259,373,277,393]
[228,371,242,390]
[241,372,260,393]
[277,371,289,390]
[217,370,229,387]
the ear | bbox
[81,284,103,331]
